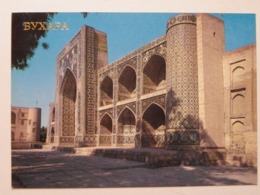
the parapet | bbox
[167,14,196,32]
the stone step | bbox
[12,142,43,149]
[226,155,256,167]
[74,147,97,155]
[42,144,57,150]
[92,148,227,167]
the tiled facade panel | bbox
[49,14,256,165]
[62,70,76,136]
[165,14,199,148]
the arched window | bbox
[118,66,136,101]
[11,112,16,124]
[232,121,244,132]
[232,94,245,116]
[99,113,113,146]
[232,66,244,85]
[118,107,136,134]
[100,76,113,106]
[142,103,165,147]
[100,114,113,134]
[61,69,76,136]
[143,55,166,94]
[117,107,136,145]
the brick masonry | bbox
[46,13,257,166]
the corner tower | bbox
[165,14,200,149]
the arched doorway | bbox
[142,103,165,148]
[52,107,55,122]
[50,127,55,143]
[11,112,16,124]
[61,69,76,136]
[117,107,136,146]
[143,55,166,94]
[118,66,136,101]
[100,76,113,106]
[99,114,113,146]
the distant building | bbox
[46,103,55,144]
[11,106,41,142]
[47,13,257,165]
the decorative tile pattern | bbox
[59,43,79,88]
[85,27,96,135]
[117,103,136,116]
[166,130,200,145]
[99,109,113,119]
[166,16,199,129]
[117,57,137,76]
[142,42,166,64]
[59,136,74,144]
[165,14,199,147]
[56,31,81,144]
[229,132,246,155]
[77,92,81,132]
[117,136,136,145]
[99,135,112,145]
[62,70,76,136]
[142,95,166,112]
[117,107,136,145]
[84,135,97,145]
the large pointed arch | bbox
[143,55,166,94]
[117,107,136,146]
[118,66,136,101]
[51,107,55,122]
[118,107,136,134]
[50,127,55,143]
[100,113,113,134]
[142,103,165,148]
[99,113,113,146]
[61,69,77,136]
[100,76,113,106]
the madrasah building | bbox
[46,13,257,165]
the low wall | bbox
[93,148,227,167]
[11,142,43,149]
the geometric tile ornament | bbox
[61,69,76,136]
[165,14,200,147]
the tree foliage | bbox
[12,13,88,70]
[12,13,55,70]
[39,126,47,142]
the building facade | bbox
[47,14,257,165]
[11,106,41,142]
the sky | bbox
[11,13,256,127]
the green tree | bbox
[12,13,55,70]
[39,126,47,142]
[12,13,87,70]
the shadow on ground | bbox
[12,149,257,188]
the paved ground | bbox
[12,149,257,188]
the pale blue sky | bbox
[11,13,256,126]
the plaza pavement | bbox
[12,148,257,188]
